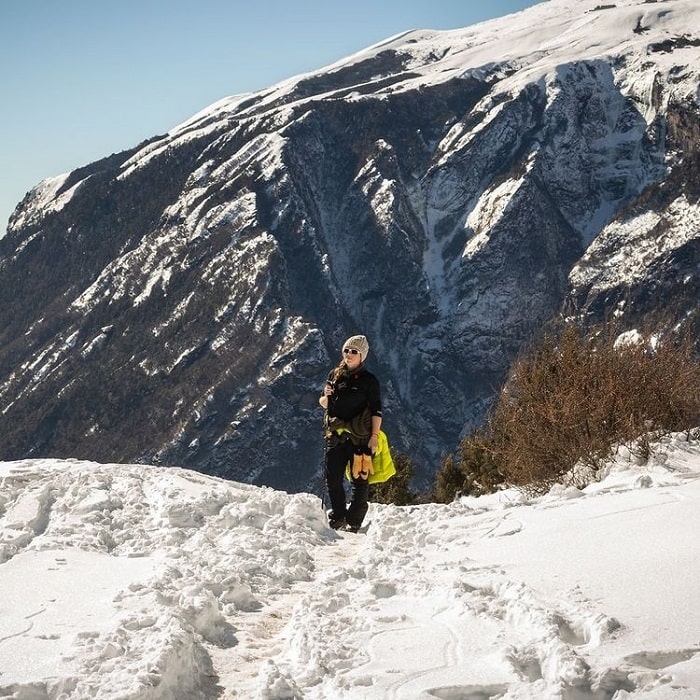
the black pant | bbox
[325,436,369,527]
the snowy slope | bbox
[2,431,700,699]
[159,0,699,136]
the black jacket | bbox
[325,366,382,440]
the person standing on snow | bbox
[319,335,382,532]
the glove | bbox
[352,453,374,480]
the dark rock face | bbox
[1,2,698,489]
[567,99,700,328]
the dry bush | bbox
[486,322,700,495]
[434,453,463,503]
[434,431,503,503]
[370,451,418,506]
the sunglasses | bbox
[343,348,360,355]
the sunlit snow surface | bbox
[1,431,700,698]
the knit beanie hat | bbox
[343,334,369,361]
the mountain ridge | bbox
[1,0,698,489]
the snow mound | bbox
[2,431,700,698]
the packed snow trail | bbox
[2,432,700,698]
[209,528,368,698]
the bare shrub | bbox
[434,431,504,502]
[434,453,463,504]
[486,321,700,495]
[370,451,418,506]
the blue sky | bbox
[0,0,540,233]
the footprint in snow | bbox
[624,647,700,670]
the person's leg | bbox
[347,471,370,529]
[325,439,352,526]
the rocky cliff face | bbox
[1,0,698,489]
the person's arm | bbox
[319,379,334,409]
[367,375,382,453]
[368,415,382,453]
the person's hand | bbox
[323,382,334,397]
[368,433,379,453]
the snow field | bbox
[1,431,700,698]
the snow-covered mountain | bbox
[0,0,698,489]
[1,431,700,698]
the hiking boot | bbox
[328,515,347,530]
[344,523,361,533]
